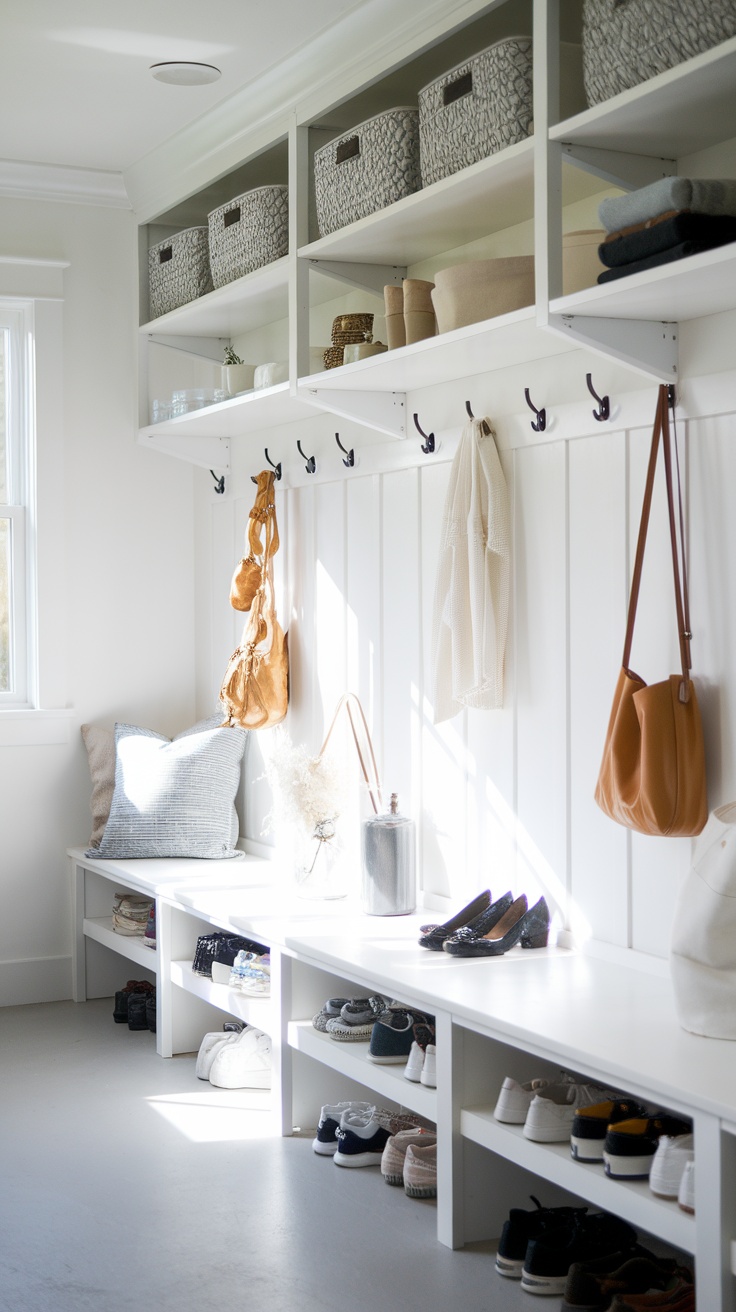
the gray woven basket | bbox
[419,37,533,189]
[314,108,420,237]
[582,0,736,106]
[148,227,213,320]
[208,185,289,289]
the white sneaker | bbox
[209,1027,272,1089]
[195,1030,239,1081]
[649,1134,694,1199]
[494,1076,552,1124]
[404,1040,425,1083]
[678,1159,695,1214]
[420,1044,437,1088]
[523,1082,603,1143]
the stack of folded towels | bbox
[597,177,736,283]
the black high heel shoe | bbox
[418,889,492,950]
[425,890,515,952]
[444,897,550,957]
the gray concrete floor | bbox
[0,999,533,1312]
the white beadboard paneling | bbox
[689,414,736,805]
[420,459,469,899]
[466,444,516,901]
[513,441,568,925]
[569,429,629,947]
[211,496,238,706]
[314,480,348,730]
[284,485,317,751]
[345,474,383,775]
[382,468,422,868]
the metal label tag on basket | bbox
[224,207,241,227]
[159,247,172,263]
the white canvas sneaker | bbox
[494,1076,553,1124]
[650,1134,695,1199]
[420,1044,437,1088]
[209,1027,272,1089]
[523,1082,604,1143]
[195,1030,239,1081]
[404,1040,426,1083]
[678,1159,695,1214]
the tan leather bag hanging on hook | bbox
[220,558,288,730]
[229,470,280,612]
[594,385,708,838]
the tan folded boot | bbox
[384,284,405,350]
[403,278,436,344]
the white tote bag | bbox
[670,802,736,1039]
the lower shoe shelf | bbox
[461,1108,695,1254]
[288,1020,437,1121]
[83,917,157,973]
[170,959,272,1032]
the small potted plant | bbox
[222,346,255,397]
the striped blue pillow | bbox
[90,716,247,860]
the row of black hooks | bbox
[210,374,613,491]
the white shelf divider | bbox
[170,959,272,1031]
[83,917,156,971]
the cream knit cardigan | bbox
[431,417,510,723]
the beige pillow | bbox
[81,724,116,848]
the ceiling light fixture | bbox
[150,62,221,86]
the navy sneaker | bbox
[571,1099,649,1162]
[603,1114,692,1179]
[367,1008,433,1064]
[496,1196,587,1279]
[311,1100,373,1156]
[521,1212,638,1296]
[334,1113,393,1167]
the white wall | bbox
[0,196,196,1005]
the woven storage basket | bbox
[148,227,213,320]
[419,37,533,188]
[208,185,289,289]
[314,109,420,237]
[332,312,374,341]
[582,0,736,106]
[323,346,347,370]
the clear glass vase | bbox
[294,822,349,900]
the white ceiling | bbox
[0,0,372,174]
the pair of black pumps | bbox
[419,889,550,957]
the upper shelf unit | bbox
[135,0,736,468]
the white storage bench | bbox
[69,846,736,1309]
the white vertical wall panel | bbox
[314,481,348,736]
[513,441,568,927]
[568,430,629,947]
[419,460,470,899]
[284,485,318,755]
[689,415,736,807]
[627,420,692,956]
[382,468,422,861]
[465,445,516,902]
[345,475,383,755]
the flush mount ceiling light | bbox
[150,62,221,85]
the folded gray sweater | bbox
[599,178,736,233]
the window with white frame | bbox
[0,301,34,707]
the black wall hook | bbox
[524,387,546,432]
[465,400,475,419]
[209,469,225,494]
[264,447,282,480]
[586,373,610,422]
[297,439,316,474]
[413,412,435,455]
[335,433,355,468]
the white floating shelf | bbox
[139,382,317,438]
[288,1020,437,1121]
[462,1108,696,1254]
[550,242,736,323]
[551,38,736,158]
[140,256,290,338]
[299,307,576,395]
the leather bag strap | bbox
[622,384,692,700]
[318,693,383,815]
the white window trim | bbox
[0,300,35,707]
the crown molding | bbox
[0,159,131,209]
[124,0,492,223]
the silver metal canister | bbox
[361,793,416,915]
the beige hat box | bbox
[431,257,535,334]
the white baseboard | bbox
[0,955,73,1007]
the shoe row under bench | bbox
[69,846,736,1311]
